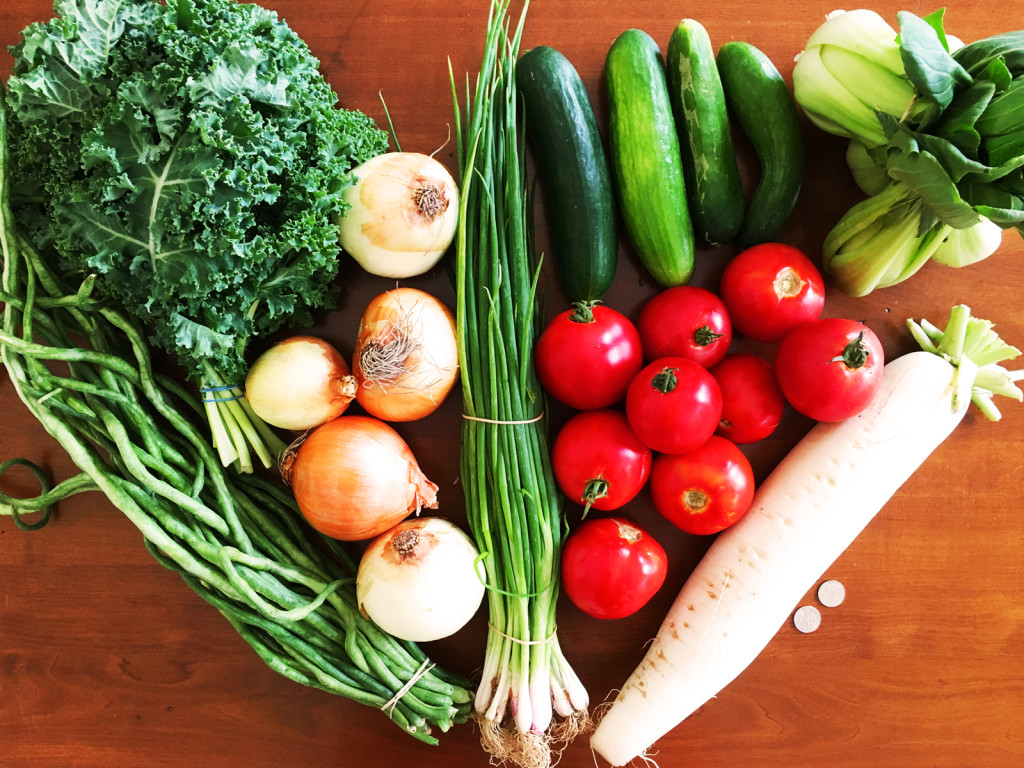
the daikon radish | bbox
[591,306,1022,767]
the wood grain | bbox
[2,1,1023,767]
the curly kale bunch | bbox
[5,0,388,468]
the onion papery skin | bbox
[286,415,439,541]
[338,152,460,279]
[353,287,459,422]
[356,517,486,642]
[245,336,357,431]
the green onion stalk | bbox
[0,84,472,745]
[449,1,589,765]
[793,8,1024,296]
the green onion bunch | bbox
[449,2,589,766]
[0,87,470,745]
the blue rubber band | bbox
[200,383,244,403]
[200,383,240,393]
[202,392,245,403]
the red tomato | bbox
[626,357,722,454]
[650,435,755,535]
[775,317,885,422]
[535,302,643,410]
[636,285,732,367]
[560,516,668,619]
[719,243,826,343]
[710,353,786,444]
[552,410,652,514]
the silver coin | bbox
[793,605,821,633]
[817,579,846,608]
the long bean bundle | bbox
[0,89,471,744]
[450,2,589,766]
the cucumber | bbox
[716,41,803,249]
[666,19,745,246]
[605,29,695,287]
[517,45,617,303]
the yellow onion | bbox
[337,152,459,278]
[244,335,356,431]
[356,516,486,642]
[281,414,438,541]
[353,287,459,422]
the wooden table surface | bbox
[2,1,1023,767]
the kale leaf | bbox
[6,0,388,386]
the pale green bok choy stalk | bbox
[793,8,1024,296]
[794,9,925,149]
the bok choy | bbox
[793,9,1024,296]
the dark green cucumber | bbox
[517,45,617,303]
[717,41,803,249]
[605,29,695,287]
[666,19,745,246]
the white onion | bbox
[356,516,485,642]
[244,336,356,431]
[338,152,459,279]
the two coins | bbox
[792,579,846,633]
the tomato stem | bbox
[582,477,610,518]
[569,300,599,324]
[650,366,679,394]
[830,331,870,369]
[693,324,724,348]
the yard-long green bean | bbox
[0,84,471,745]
